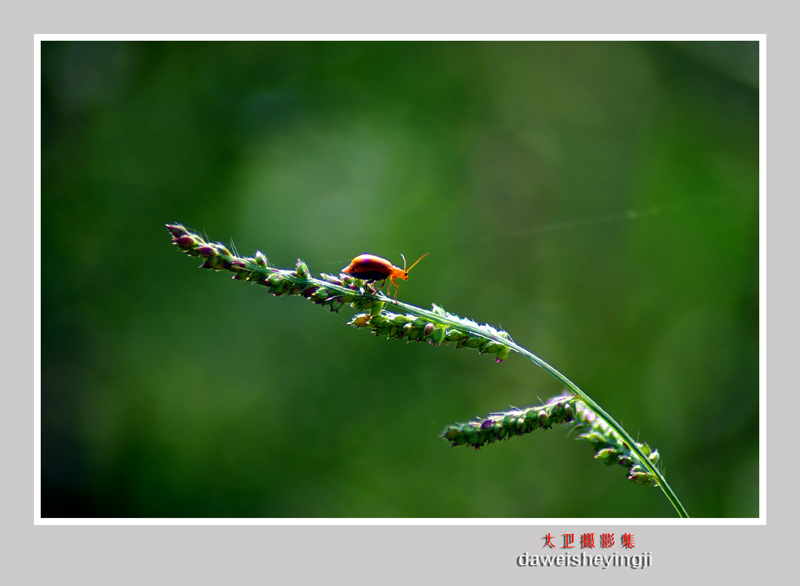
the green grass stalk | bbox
[166,223,689,518]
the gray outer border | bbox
[18,2,784,582]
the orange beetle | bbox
[342,252,429,300]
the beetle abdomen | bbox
[342,255,395,282]
[346,269,389,282]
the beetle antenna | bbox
[406,252,429,273]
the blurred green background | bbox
[40,40,759,518]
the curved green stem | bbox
[167,224,689,518]
[384,295,689,519]
[255,275,690,518]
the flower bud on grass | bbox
[440,391,661,489]
[346,310,511,363]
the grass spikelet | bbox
[166,223,687,517]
